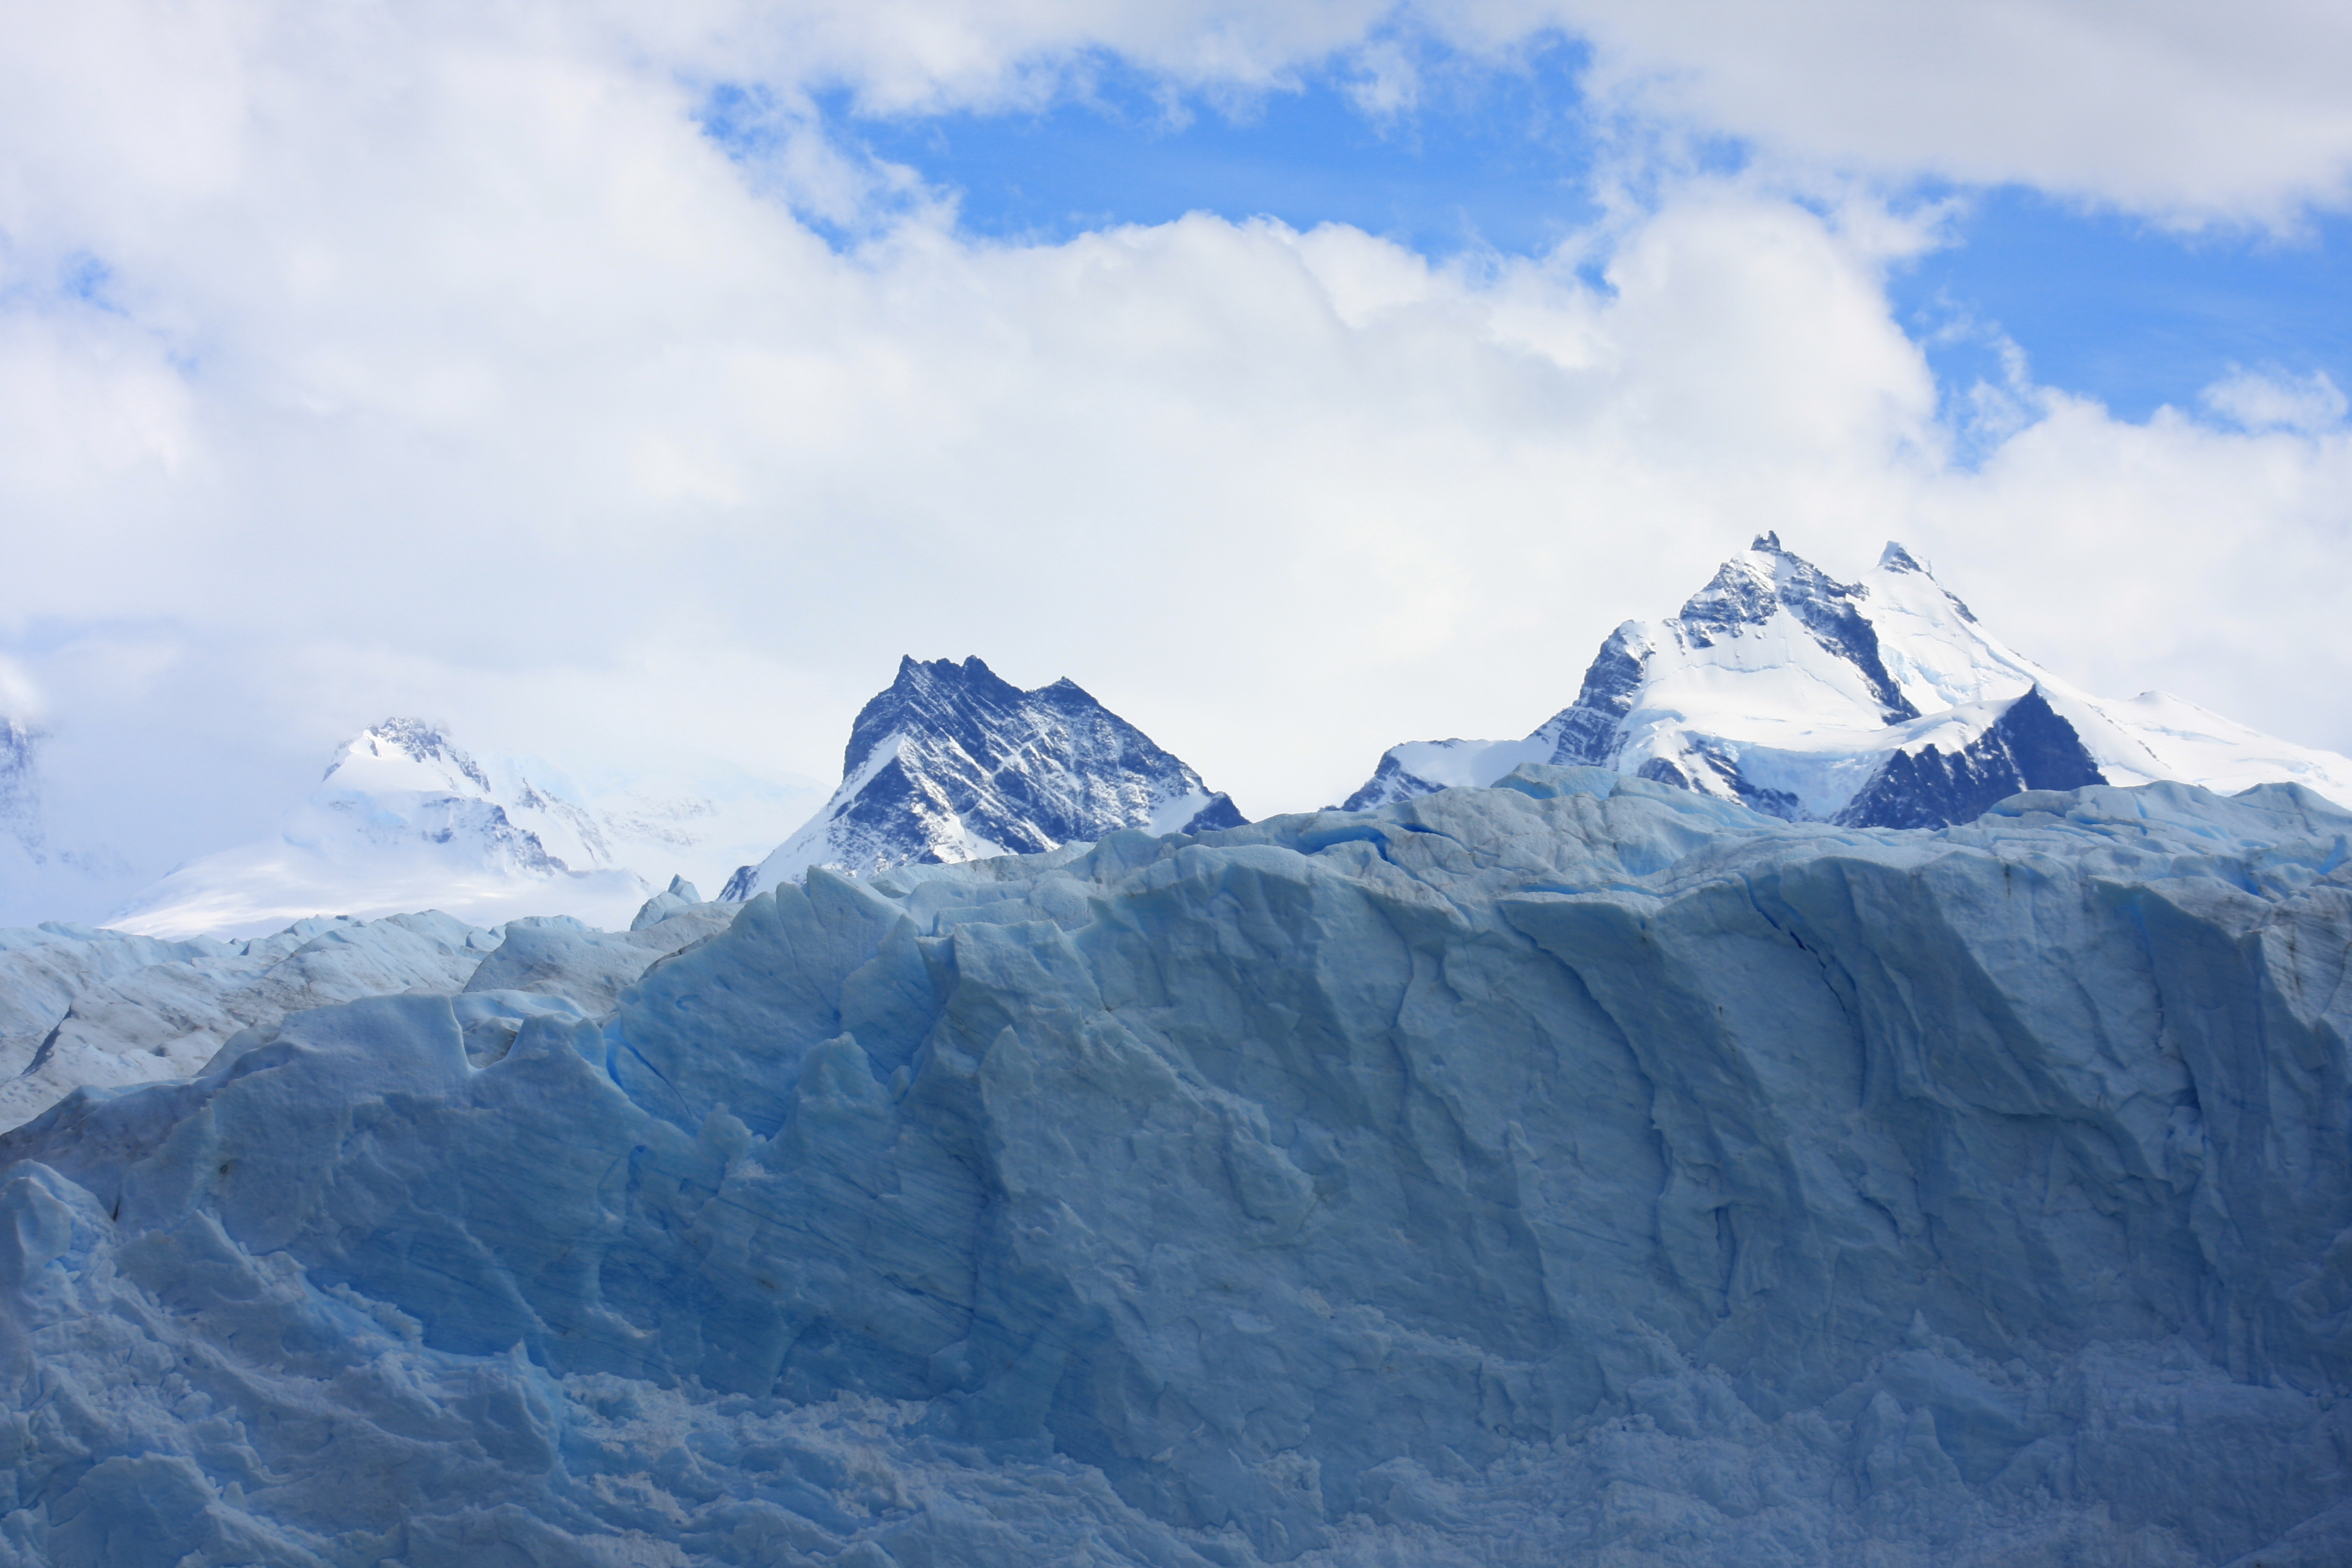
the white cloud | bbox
[572,0,2352,229]
[2201,367,2349,433]
[1516,0,2352,227]
[1,0,2348,921]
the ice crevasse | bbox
[2,766,2351,1566]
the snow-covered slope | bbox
[725,655,1245,896]
[1347,535,2352,825]
[106,719,814,938]
[5,770,2351,1564]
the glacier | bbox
[0,878,736,1135]
[2,768,2349,1564]
[1346,536,2352,825]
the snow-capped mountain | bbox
[107,719,817,938]
[725,656,1246,897]
[1347,534,2352,825]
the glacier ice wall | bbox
[3,769,2351,1565]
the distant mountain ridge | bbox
[1345,535,2352,826]
[106,720,815,938]
[724,656,1244,898]
[41,539,2352,935]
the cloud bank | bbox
[0,0,2347,922]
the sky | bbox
[2,0,2351,921]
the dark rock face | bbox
[838,657,1245,860]
[733,656,1246,890]
[1541,624,1650,769]
[1835,687,2107,830]
[1341,752,1423,814]
[1679,736,1808,822]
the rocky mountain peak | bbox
[727,656,1246,896]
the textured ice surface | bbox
[1348,537,2352,825]
[0,887,732,1134]
[3,770,2351,1564]
[0,911,501,1134]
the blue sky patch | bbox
[823,42,1609,260]
[730,49,2348,434]
[1892,189,2352,423]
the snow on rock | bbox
[1347,535,2352,826]
[4,768,2350,1563]
[105,720,807,939]
[725,656,1245,897]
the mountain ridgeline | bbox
[1342,534,2352,829]
[723,540,2352,901]
[59,538,2352,941]
[7,541,2352,1564]
[720,655,1246,898]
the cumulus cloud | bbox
[2201,367,2350,433]
[1529,0,2352,227]
[0,0,2348,920]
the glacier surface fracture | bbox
[2,771,2351,1564]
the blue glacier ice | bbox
[3,768,2351,1564]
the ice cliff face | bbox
[107,720,808,938]
[0,879,731,1133]
[1347,536,2352,826]
[725,655,1245,897]
[5,770,2350,1565]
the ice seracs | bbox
[723,655,1245,897]
[0,876,734,1132]
[1347,534,2352,825]
[105,719,815,938]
